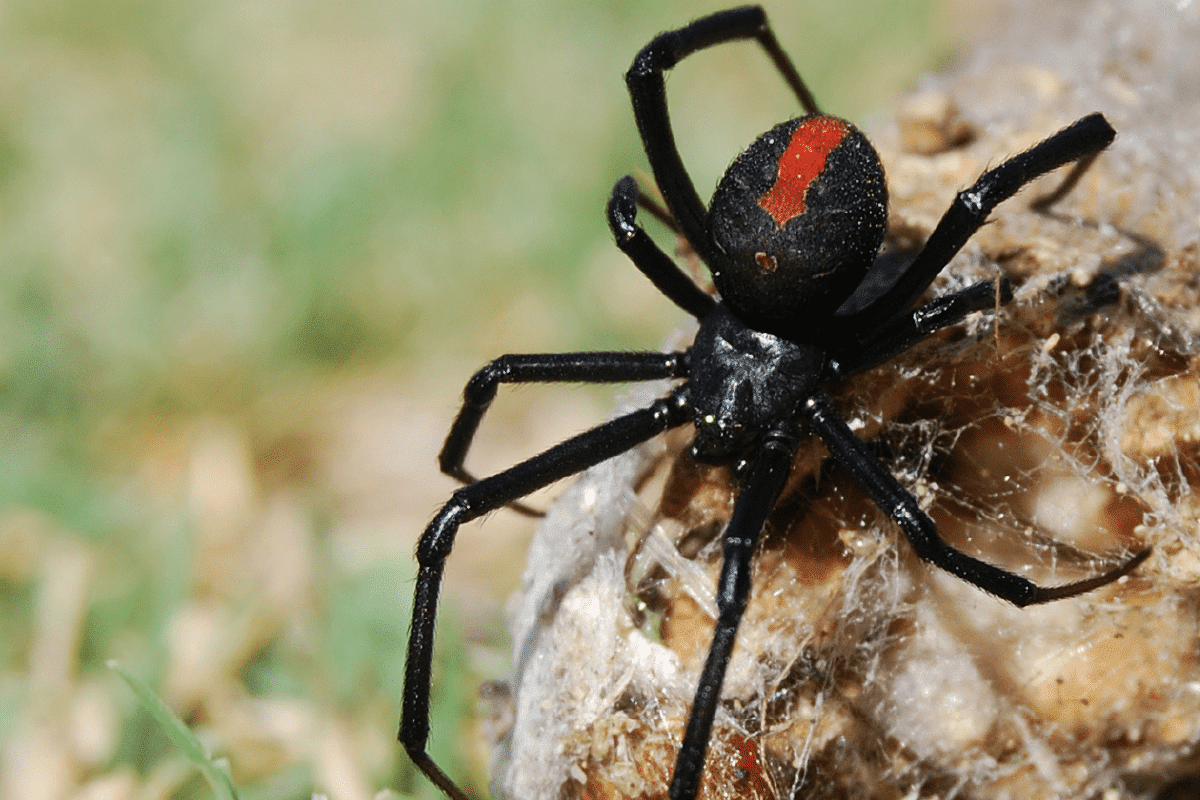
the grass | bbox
[108,660,241,800]
[0,1,948,797]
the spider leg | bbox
[828,276,1013,378]
[802,391,1149,607]
[403,389,693,800]
[838,113,1116,331]
[634,181,679,233]
[670,420,801,800]
[609,176,717,320]
[440,350,688,516]
[626,5,818,263]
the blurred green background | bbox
[0,1,949,798]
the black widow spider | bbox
[401,7,1151,800]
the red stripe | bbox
[757,116,849,227]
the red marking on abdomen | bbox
[757,116,849,227]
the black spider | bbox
[400,7,1150,800]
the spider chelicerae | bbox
[400,7,1150,800]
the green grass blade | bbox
[107,660,240,800]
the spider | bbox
[400,7,1150,800]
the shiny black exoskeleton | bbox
[708,116,888,338]
[688,304,824,461]
[400,8,1149,800]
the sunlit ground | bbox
[0,1,947,798]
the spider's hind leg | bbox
[838,113,1117,333]
[625,5,819,264]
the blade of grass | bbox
[107,659,240,800]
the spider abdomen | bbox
[708,114,888,339]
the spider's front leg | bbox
[801,391,1149,606]
[670,419,802,800]
[403,390,693,800]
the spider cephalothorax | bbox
[688,304,823,461]
[399,7,1149,800]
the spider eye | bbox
[708,114,888,339]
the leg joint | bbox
[464,358,507,405]
[415,501,468,565]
